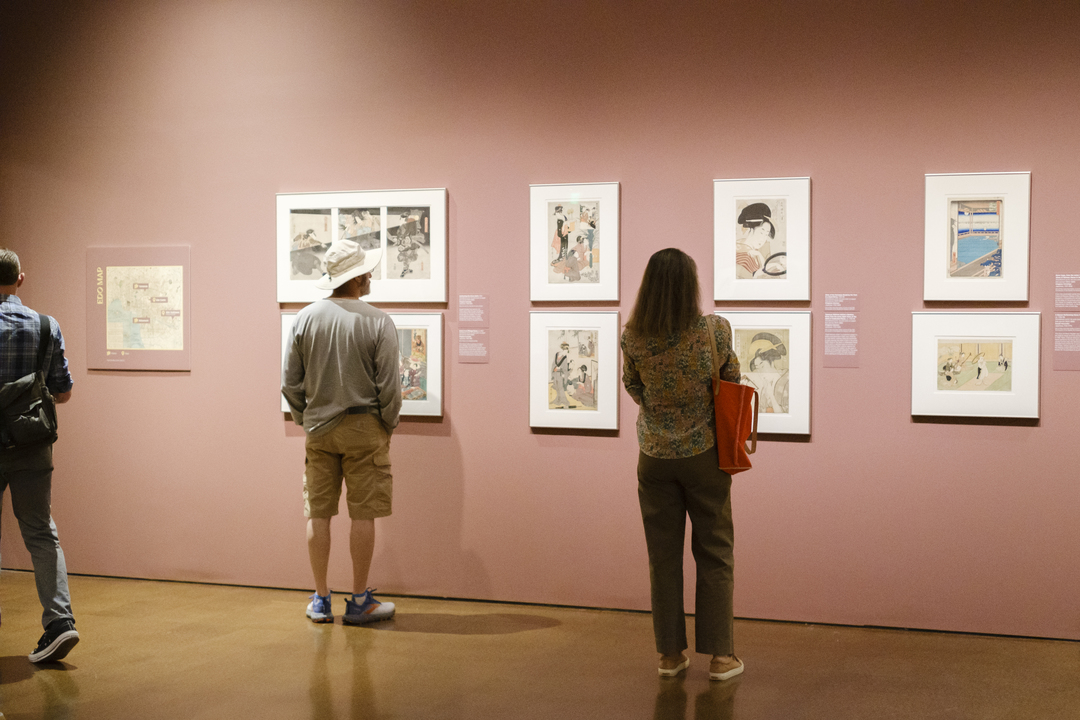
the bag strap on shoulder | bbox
[704,314,721,387]
[37,313,52,374]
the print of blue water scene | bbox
[957,236,1002,276]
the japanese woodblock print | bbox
[733,328,790,414]
[547,329,598,411]
[714,177,810,301]
[387,313,443,416]
[338,207,381,252]
[911,312,1039,418]
[385,206,431,280]
[530,183,620,301]
[277,190,447,303]
[718,311,810,434]
[547,200,600,285]
[289,209,333,281]
[735,198,787,280]
[398,327,429,401]
[529,311,619,429]
[936,340,1012,392]
[923,173,1029,301]
[948,199,1003,278]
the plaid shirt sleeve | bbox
[0,295,73,393]
[46,319,73,394]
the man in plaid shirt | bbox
[0,248,79,663]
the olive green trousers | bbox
[637,445,734,656]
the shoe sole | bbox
[342,609,395,625]
[709,662,744,681]
[29,631,79,663]
[658,658,690,677]
[306,614,333,623]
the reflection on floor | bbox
[0,571,1077,719]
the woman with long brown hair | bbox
[621,248,744,680]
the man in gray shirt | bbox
[282,238,402,625]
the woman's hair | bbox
[625,248,701,338]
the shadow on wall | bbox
[373,415,491,599]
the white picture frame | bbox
[714,177,811,301]
[387,312,444,417]
[281,311,443,418]
[529,312,620,429]
[530,182,620,301]
[923,172,1030,301]
[911,312,1040,418]
[717,310,812,434]
[276,189,447,304]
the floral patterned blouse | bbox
[621,315,740,459]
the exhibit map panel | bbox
[86,246,191,371]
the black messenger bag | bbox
[0,313,59,451]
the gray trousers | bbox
[0,444,74,629]
[637,445,734,656]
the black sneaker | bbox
[28,619,79,663]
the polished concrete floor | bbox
[0,571,1077,719]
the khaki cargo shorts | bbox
[303,413,392,519]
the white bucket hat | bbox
[315,238,382,291]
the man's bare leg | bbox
[350,518,375,595]
[307,517,332,597]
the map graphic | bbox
[106,265,184,350]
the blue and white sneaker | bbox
[343,589,395,625]
[306,592,333,623]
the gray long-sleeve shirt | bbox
[282,298,402,436]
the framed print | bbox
[281,311,443,417]
[923,172,1030,301]
[911,312,1040,418]
[86,246,191,371]
[276,189,447,304]
[530,182,619,301]
[281,312,296,413]
[529,312,619,429]
[717,311,811,434]
[714,177,811,301]
[387,313,443,417]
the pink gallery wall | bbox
[2,0,1080,640]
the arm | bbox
[45,318,74,396]
[713,317,741,383]
[375,317,403,432]
[620,333,644,406]
[281,322,307,426]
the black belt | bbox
[346,406,378,415]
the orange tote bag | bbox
[706,316,758,474]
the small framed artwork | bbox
[714,177,811,301]
[280,312,296,412]
[86,246,192,371]
[529,311,620,429]
[529,182,620,301]
[387,313,443,417]
[717,310,811,434]
[280,311,444,417]
[276,189,447,304]
[923,172,1030,301]
[911,312,1040,418]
